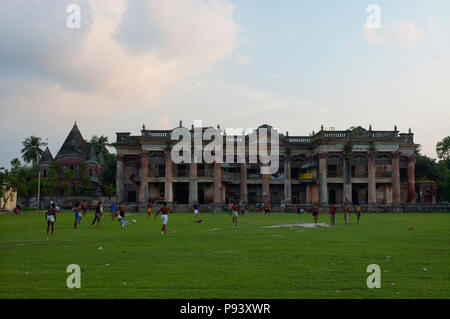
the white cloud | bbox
[364,22,421,46]
[236,54,252,65]
[0,0,240,166]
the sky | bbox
[0,0,449,168]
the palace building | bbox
[38,122,104,195]
[113,124,420,211]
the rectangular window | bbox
[327,165,337,178]
[198,164,205,177]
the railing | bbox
[287,136,311,143]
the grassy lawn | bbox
[0,211,449,299]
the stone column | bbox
[213,162,222,204]
[392,152,401,203]
[284,157,292,204]
[384,184,392,204]
[189,162,198,205]
[116,154,125,202]
[318,152,328,204]
[407,155,416,203]
[138,152,149,208]
[262,165,270,203]
[368,152,376,204]
[343,156,352,204]
[164,152,173,203]
[240,162,248,203]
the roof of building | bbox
[55,122,89,160]
[39,147,53,164]
[86,146,99,165]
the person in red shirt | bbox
[264,203,271,215]
[329,204,337,225]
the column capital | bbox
[367,151,376,159]
[139,151,148,158]
[317,152,327,159]
[117,154,125,161]
[392,152,400,159]
[407,155,416,163]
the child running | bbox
[116,201,130,228]
[46,203,57,234]
[231,201,239,226]
[73,202,81,228]
[147,199,153,218]
[329,204,336,225]
[193,201,199,221]
[81,200,88,217]
[355,204,362,224]
[343,204,350,224]
[110,202,118,220]
[312,203,319,224]
[90,200,103,228]
[154,202,172,235]
[264,202,271,215]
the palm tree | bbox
[88,135,110,157]
[21,136,45,165]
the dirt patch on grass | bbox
[262,223,330,229]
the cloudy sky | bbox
[1,0,449,167]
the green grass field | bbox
[0,211,449,299]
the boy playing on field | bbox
[231,201,239,226]
[355,204,362,224]
[312,203,319,224]
[264,202,271,215]
[117,201,129,228]
[154,202,172,235]
[46,203,57,234]
[329,204,336,225]
[73,202,81,229]
[147,199,153,218]
[193,201,199,221]
[343,204,350,224]
[81,200,88,217]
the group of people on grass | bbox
[45,199,172,235]
[45,198,362,236]
[307,203,362,225]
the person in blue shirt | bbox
[110,203,118,220]
[193,202,200,221]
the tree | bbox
[436,136,450,161]
[63,169,75,196]
[87,135,111,158]
[21,136,46,165]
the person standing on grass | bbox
[73,202,81,228]
[231,201,239,226]
[297,204,304,215]
[329,204,336,225]
[110,202,118,220]
[355,204,362,224]
[81,200,88,217]
[264,202,271,215]
[154,202,172,235]
[193,201,199,221]
[343,204,350,224]
[312,203,319,224]
[46,203,57,234]
[147,199,153,218]
[90,200,103,228]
